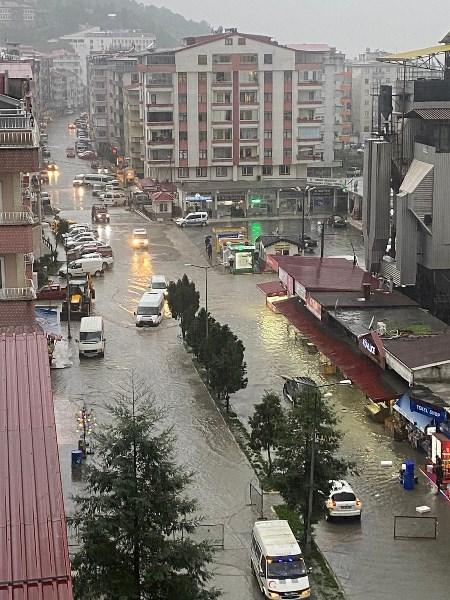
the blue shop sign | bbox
[409,399,446,423]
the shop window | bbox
[242,166,254,176]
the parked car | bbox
[59,257,104,278]
[78,151,97,160]
[36,283,66,301]
[66,147,76,158]
[175,212,208,227]
[325,480,362,521]
[329,215,347,228]
[100,191,125,202]
[82,252,114,270]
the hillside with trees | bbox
[5,0,209,49]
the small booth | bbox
[223,242,256,274]
[213,226,248,255]
[255,235,300,271]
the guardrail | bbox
[0,211,34,225]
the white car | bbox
[82,252,114,269]
[325,480,362,521]
[175,211,208,227]
[73,175,86,186]
[100,191,125,201]
[149,274,167,295]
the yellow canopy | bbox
[378,44,450,62]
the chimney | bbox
[363,283,371,301]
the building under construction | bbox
[363,30,450,322]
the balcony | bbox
[0,211,34,225]
[297,153,322,161]
[298,80,323,87]
[297,117,324,124]
[0,282,36,301]
[239,155,259,162]
[148,137,174,145]
[298,100,323,106]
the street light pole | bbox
[64,241,72,340]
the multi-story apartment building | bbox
[61,27,155,86]
[0,0,36,27]
[0,92,39,327]
[51,53,85,111]
[87,53,138,157]
[138,30,345,216]
[123,72,144,176]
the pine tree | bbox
[167,274,200,339]
[249,392,285,476]
[69,375,220,600]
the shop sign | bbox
[186,193,212,202]
[409,399,446,423]
[307,177,344,187]
[358,331,385,368]
[295,280,306,300]
[306,295,322,320]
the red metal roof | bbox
[275,256,379,293]
[0,332,73,599]
[257,281,287,297]
[275,298,400,402]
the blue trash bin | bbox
[403,459,415,490]
[71,449,83,466]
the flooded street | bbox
[47,117,449,600]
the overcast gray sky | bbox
[146,0,450,57]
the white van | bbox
[132,228,149,249]
[59,257,104,278]
[79,316,105,357]
[135,291,164,327]
[175,212,208,227]
[251,520,311,599]
[83,174,114,186]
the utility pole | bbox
[320,221,325,258]
[64,241,72,340]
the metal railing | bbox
[0,283,36,301]
[0,211,34,225]
[0,107,39,146]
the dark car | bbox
[282,376,317,404]
[330,215,347,228]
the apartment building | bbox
[138,30,345,216]
[87,53,138,157]
[51,54,85,111]
[0,92,39,326]
[61,27,155,86]
[0,0,36,26]
[123,73,144,176]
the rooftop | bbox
[310,289,417,309]
[256,235,300,247]
[384,333,450,371]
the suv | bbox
[175,212,208,227]
[325,480,362,521]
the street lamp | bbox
[295,378,352,553]
[184,263,210,340]
[64,240,72,340]
[317,220,325,259]
[293,186,316,254]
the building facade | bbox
[0,0,36,26]
[60,27,155,86]
[138,30,345,216]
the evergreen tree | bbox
[69,375,220,600]
[249,392,285,476]
[273,386,354,534]
[185,308,216,359]
[167,274,200,339]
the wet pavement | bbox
[45,118,449,600]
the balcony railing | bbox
[0,108,39,147]
[0,211,34,225]
[149,138,174,145]
[0,283,36,301]
[297,154,322,161]
[240,155,259,161]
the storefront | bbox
[216,192,246,218]
[247,190,277,217]
[185,193,213,216]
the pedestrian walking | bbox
[207,241,213,261]
[434,456,444,494]
[204,235,211,252]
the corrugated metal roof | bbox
[0,332,73,600]
[384,333,450,370]
[379,43,450,61]
[406,108,450,120]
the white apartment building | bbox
[60,27,155,85]
[52,55,85,110]
[139,30,344,216]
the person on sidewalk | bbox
[207,241,213,261]
[434,456,444,494]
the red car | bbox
[78,150,97,160]
[36,283,66,301]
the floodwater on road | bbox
[45,117,449,600]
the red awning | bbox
[257,281,287,297]
[0,332,73,599]
[275,298,398,402]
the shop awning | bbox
[394,394,434,432]
[257,281,287,297]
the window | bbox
[179,112,187,122]
[199,149,207,159]
[284,111,292,120]
[279,165,290,175]
[264,92,272,102]
[131,73,139,83]
[213,54,232,64]
[364,125,370,132]
[213,128,232,141]
[264,130,272,139]
[179,150,188,159]
[198,112,207,122]
[264,54,273,64]
[146,73,173,85]
[241,166,254,176]
[283,148,292,158]
[240,128,258,140]
[198,72,207,82]
[365,78,369,84]
[264,111,272,121]
[159,202,168,213]
[149,93,157,104]
[216,166,228,177]
[178,167,189,178]
[284,71,292,82]
[199,95,207,103]
[214,72,232,83]
[240,109,258,121]
[199,131,207,142]
[240,54,258,64]
[238,37,246,45]
[240,91,258,103]
[212,109,232,122]
[262,165,273,176]
[264,148,272,158]
[178,94,187,104]
[225,37,233,45]
[364,99,369,105]
[239,71,258,84]
[198,55,207,65]
[283,129,292,139]
[213,147,232,159]
[264,71,273,84]
[284,92,292,102]
[179,131,188,141]
[95,94,106,102]
[364,111,369,117]
[196,167,207,177]
[213,90,231,103]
